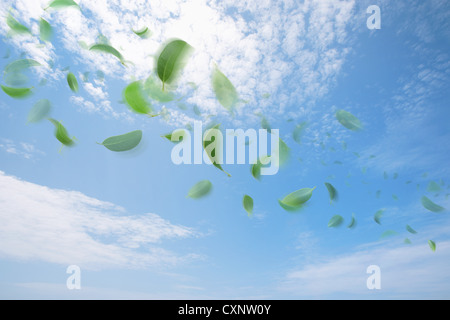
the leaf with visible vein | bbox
[279,187,316,211]
[1,85,32,98]
[99,130,142,152]
[157,39,192,90]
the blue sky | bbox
[0,0,450,299]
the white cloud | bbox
[0,171,199,270]
[0,138,45,160]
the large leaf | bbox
[143,76,174,102]
[156,39,192,90]
[99,130,142,152]
[1,85,32,98]
[212,65,238,111]
[187,180,212,199]
[421,196,445,213]
[335,109,362,131]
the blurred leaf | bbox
[347,213,356,229]
[324,182,337,203]
[46,0,80,9]
[428,240,436,252]
[335,110,362,131]
[203,124,230,177]
[374,209,385,225]
[421,196,445,212]
[99,130,142,152]
[243,195,254,216]
[132,26,152,39]
[392,194,398,201]
[143,76,174,102]
[124,81,153,115]
[406,225,417,235]
[187,180,212,199]
[212,65,238,111]
[28,99,51,123]
[328,215,344,228]
[1,85,32,98]
[48,118,75,146]
[384,171,388,180]
[39,18,52,42]
[6,13,31,35]
[89,43,125,64]
[376,190,381,199]
[380,230,398,239]
[293,122,307,145]
[4,59,41,74]
[4,72,28,86]
[279,137,290,166]
[404,238,412,245]
[157,39,192,90]
[67,72,78,93]
[427,181,441,193]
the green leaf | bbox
[421,196,445,212]
[279,137,290,167]
[376,190,381,199]
[203,124,231,177]
[4,59,42,74]
[89,43,125,64]
[335,110,363,131]
[324,182,338,203]
[143,76,174,102]
[428,240,436,252]
[341,141,347,150]
[132,27,151,39]
[261,116,271,133]
[427,181,441,193]
[124,81,153,115]
[384,171,388,180]
[156,39,192,90]
[328,215,344,228]
[45,0,80,10]
[1,85,32,98]
[67,72,78,93]
[347,213,356,229]
[393,172,399,180]
[380,230,398,239]
[392,194,399,201]
[187,180,212,199]
[404,238,412,245]
[212,65,238,111]
[193,105,202,116]
[374,209,385,225]
[406,225,418,235]
[28,99,51,123]
[39,18,52,42]
[293,122,308,145]
[99,130,142,152]
[48,118,75,147]
[279,187,316,211]
[6,14,31,35]
[243,195,254,216]
[162,129,187,143]
[4,72,28,86]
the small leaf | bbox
[324,182,338,203]
[124,81,153,115]
[261,116,271,133]
[187,180,212,199]
[380,230,398,239]
[162,129,187,143]
[143,76,174,102]
[393,172,399,180]
[293,122,308,145]
[347,213,356,229]
[427,181,441,193]
[48,118,75,146]
[99,130,142,152]
[39,18,52,42]
[212,65,238,111]
[376,190,381,199]
[28,99,51,123]
[89,43,125,64]
[243,195,254,216]
[67,72,78,93]
[6,14,31,35]
[279,137,290,167]
[279,187,316,211]
[374,209,385,225]
[421,196,445,212]
[428,240,436,252]
[157,39,192,90]
[404,238,412,245]
[406,225,418,235]
[341,141,347,150]
[328,215,344,228]
[1,85,32,98]
[203,124,231,177]
[132,27,151,39]
[384,171,388,180]
[392,194,399,201]
[45,0,80,10]
[335,110,362,131]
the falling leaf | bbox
[406,181,412,184]
[374,209,385,225]
[427,181,441,193]
[124,81,153,115]
[1,85,32,98]
[406,225,417,234]
[99,130,142,152]
[28,99,51,123]
[293,122,307,145]
[335,110,363,131]
[132,26,151,39]
[347,213,357,229]
[384,171,388,180]
[333,161,343,165]
[162,129,187,143]
[6,13,31,35]
[279,187,316,211]
[48,118,75,147]
[421,196,445,212]
[251,156,270,181]
[369,155,376,159]
[243,195,254,216]
[193,105,201,116]
[143,76,174,102]
[89,43,125,64]
[203,124,230,177]
[187,180,212,199]
[328,215,344,228]
[361,166,367,174]
[404,238,412,245]
[428,240,436,252]
[66,72,78,93]
[324,182,337,203]
[393,173,399,180]
[341,141,347,150]
[212,65,238,111]
[81,72,89,82]
[380,230,398,239]
[156,39,192,90]
[376,190,381,199]
[261,116,271,133]
[353,152,361,158]
[4,59,42,74]
[392,194,399,201]
[279,137,290,167]
[39,18,52,42]
[4,72,28,86]
[45,0,80,10]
